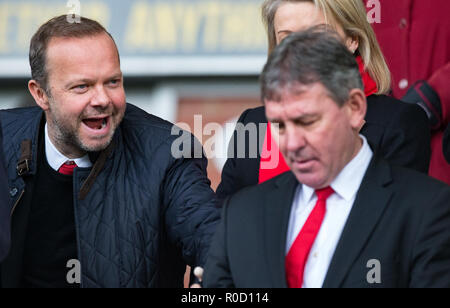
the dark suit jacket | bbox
[204,156,450,288]
[217,95,431,200]
[0,122,10,262]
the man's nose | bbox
[90,85,111,108]
[284,125,306,153]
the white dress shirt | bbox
[286,135,373,288]
[45,124,92,171]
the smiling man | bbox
[0,15,219,288]
[37,33,126,158]
[203,29,450,288]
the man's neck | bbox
[318,135,366,190]
[44,124,93,172]
[350,136,364,163]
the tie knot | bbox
[315,186,334,201]
[59,161,78,176]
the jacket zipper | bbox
[10,189,25,217]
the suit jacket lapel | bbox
[323,156,394,288]
[263,171,298,288]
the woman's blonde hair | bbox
[262,0,391,95]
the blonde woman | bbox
[216,0,431,201]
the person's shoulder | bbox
[225,171,295,212]
[365,157,449,214]
[386,164,450,222]
[0,106,42,140]
[121,103,186,143]
[122,103,174,132]
[368,94,426,115]
[121,103,202,157]
[366,94,428,125]
[389,162,450,197]
[0,106,41,122]
[237,106,267,125]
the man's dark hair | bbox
[260,26,364,106]
[29,15,118,93]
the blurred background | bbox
[0,0,268,189]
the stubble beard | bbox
[47,98,123,156]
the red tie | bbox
[286,186,335,288]
[58,161,78,176]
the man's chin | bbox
[294,172,329,189]
[78,136,114,153]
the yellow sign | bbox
[0,0,267,56]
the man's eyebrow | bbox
[290,114,321,123]
[108,73,123,80]
[268,114,318,123]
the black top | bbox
[21,131,79,288]
[216,95,432,200]
[444,124,450,164]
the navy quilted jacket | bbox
[0,122,10,262]
[0,104,220,288]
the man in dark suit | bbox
[203,29,450,288]
[0,121,11,262]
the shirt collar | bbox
[45,124,93,172]
[302,135,373,203]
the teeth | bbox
[102,118,107,128]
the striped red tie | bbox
[286,186,334,288]
[58,161,78,176]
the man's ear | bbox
[346,88,367,131]
[28,80,50,111]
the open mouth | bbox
[81,116,111,136]
[82,117,108,130]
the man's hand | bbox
[190,267,204,288]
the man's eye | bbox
[109,79,120,86]
[71,85,88,93]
